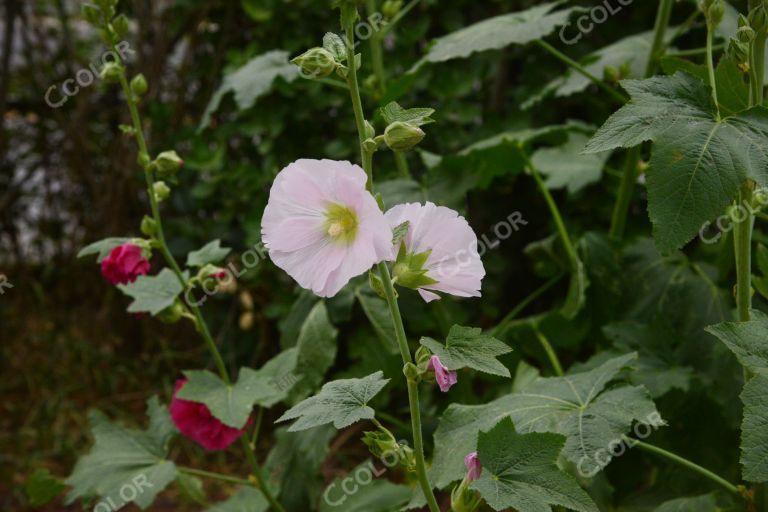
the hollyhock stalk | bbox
[342,14,441,512]
[109,44,285,512]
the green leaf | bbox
[355,288,399,353]
[206,487,268,512]
[117,268,184,315]
[585,72,768,253]
[77,237,133,262]
[430,354,660,487]
[376,179,424,207]
[651,494,719,512]
[277,371,390,432]
[391,221,410,245]
[319,462,412,512]
[532,133,608,194]
[420,325,512,377]
[177,362,292,429]
[25,469,66,507]
[186,239,231,267]
[65,397,178,510]
[176,473,207,505]
[741,375,768,482]
[287,301,339,401]
[200,50,299,130]
[265,425,335,509]
[380,101,435,126]
[415,2,577,67]
[472,417,598,512]
[323,32,346,61]
[706,311,768,376]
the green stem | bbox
[179,467,251,486]
[631,440,742,496]
[533,327,564,377]
[492,274,564,337]
[706,26,720,119]
[645,0,674,77]
[112,47,285,512]
[609,147,641,240]
[609,0,673,240]
[535,39,627,104]
[524,154,580,275]
[342,14,440,511]
[366,0,386,94]
[735,185,755,323]
[394,151,412,178]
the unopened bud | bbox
[82,4,103,25]
[111,14,129,38]
[130,73,148,96]
[291,47,337,79]
[403,362,421,383]
[157,299,185,324]
[384,121,425,152]
[140,215,157,236]
[708,0,725,27]
[382,0,403,18]
[239,311,255,330]
[153,181,170,202]
[151,150,184,177]
[100,61,122,83]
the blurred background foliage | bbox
[0,0,755,510]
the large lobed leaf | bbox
[117,268,184,315]
[429,353,660,488]
[65,397,177,510]
[585,72,768,253]
[415,2,577,67]
[472,417,598,512]
[277,371,390,432]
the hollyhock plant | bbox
[261,159,392,297]
[100,243,151,285]
[385,202,485,302]
[170,379,247,451]
[464,451,482,481]
[428,355,458,392]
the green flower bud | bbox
[415,345,432,367]
[153,181,171,202]
[157,299,185,324]
[291,47,337,79]
[738,25,756,44]
[403,362,421,383]
[112,14,129,39]
[82,4,103,26]
[382,0,403,19]
[151,150,184,177]
[364,120,376,140]
[751,3,768,33]
[708,0,725,27]
[384,121,425,152]
[392,243,438,290]
[451,480,482,512]
[130,73,148,97]
[100,61,123,83]
[140,215,157,236]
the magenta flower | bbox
[385,202,485,302]
[464,451,482,481]
[170,379,247,451]
[428,355,458,392]
[100,243,151,285]
[262,159,392,297]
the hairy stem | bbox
[533,327,564,377]
[179,467,252,486]
[631,440,742,496]
[112,46,285,512]
[343,15,440,512]
[706,26,720,119]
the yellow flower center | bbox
[324,203,358,245]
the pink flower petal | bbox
[427,355,457,392]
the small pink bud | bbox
[427,355,457,392]
[464,451,482,481]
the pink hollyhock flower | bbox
[170,379,247,451]
[262,159,392,297]
[428,355,457,392]
[385,202,485,302]
[100,243,151,285]
[464,451,482,481]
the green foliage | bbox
[472,417,598,512]
[77,237,133,262]
[25,469,66,507]
[586,72,768,253]
[186,240,232,267]
[277,371,390,431]
[117,268,184,315]
[65,397,177,510]
[420,325,512,377]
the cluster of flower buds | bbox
[82,0,129,46]
[292,32,353,80]
[361,429,416,471]
[413,346,458,392]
